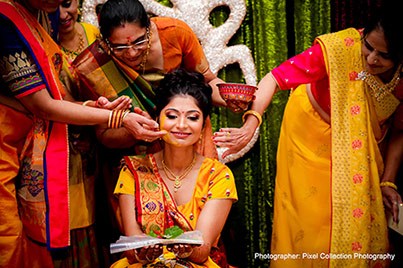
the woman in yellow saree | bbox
[111,69,237,268]
[215,2,402,268]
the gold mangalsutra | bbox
[357,64,402,101]
[61,30,85,62]
[162,152,196,192]
[138,28,152,74]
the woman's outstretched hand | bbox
[213,126,255,159]
[122,112,167,142]
[97,96,132,110]
[381,186,402,223]
[125,245,163,264]
[167,244,194,259]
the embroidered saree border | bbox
[72,40,156,114]
[123,155,192,235]
[0,0,69,249]
[315,28,387,267]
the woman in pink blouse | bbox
[215,2,402,267]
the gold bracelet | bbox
[242,110,262,127]
[82,100,92,106]
[380,181,398,191]
[107,111,114,128]
[122,110,130,122]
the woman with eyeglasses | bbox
[74,0,231,160]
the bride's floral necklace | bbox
[357,64,401,101]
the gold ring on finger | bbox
[226,132,230,137]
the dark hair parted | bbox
[99,0,150,39]
[155,69,213,121]
[363,0,403,64]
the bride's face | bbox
[159,95,204,148]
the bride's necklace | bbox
[357,64,401,101]
[161,152,196,192]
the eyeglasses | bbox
[106,28,149,54]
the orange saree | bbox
[0,0,69,257]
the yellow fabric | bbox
[61,22,100,230]
[113,155,237,268]
[0,104,33,268]
[1,0,69,254]
[271,28,392,268]
[81,22,99,45]
[317,28,388,268]
[271,85,331,268]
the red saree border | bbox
[123,155,192,234]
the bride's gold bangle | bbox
[380,181,398,191]
[242,110,262,127]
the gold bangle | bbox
[242,110,262,127]
[107,111,114,128]
[82,100,92,106]
[122,110,130,122]
[380,181,398,191]
[108,110,129,128]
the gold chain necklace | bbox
[161,152,196,192]
[138,28,152,74]
[61,30,85,62]
[357,64,402,101]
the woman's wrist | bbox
[82,100,93,107]
[241,112,260,136]
[242,110,262,127]
[108,110,130,128]
[188,243,210,264]
[380,181,398,191]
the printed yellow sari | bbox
[271,28,398,267]
[112,155,238,267]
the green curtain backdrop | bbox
[149,0,330,267]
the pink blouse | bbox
[271,44,331,115]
